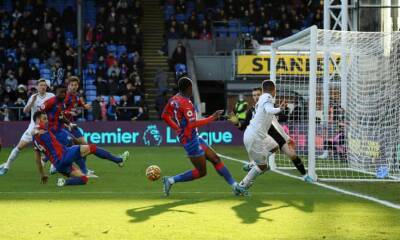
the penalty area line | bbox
[217,153,400,210]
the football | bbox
[145,165,161,181]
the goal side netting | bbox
[268,26,400,182]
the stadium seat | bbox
[65,31,74,39]
[240,26,249,33]
[117,45,127,58]
[176,13,186,22]
[6,49,16,59]
[175,64,187,77]
[29,58,40,68]
[107,44,117,55]
[88,63,97,71]
[228,20,239,28]
[113,96,121,104]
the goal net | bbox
[268,26,400,182]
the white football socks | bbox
[239,164,264,188]
[4,147,20,169]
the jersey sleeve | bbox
[262,95,281,114]
[77,97,85,107]
[161,100,180,130]
[181,101,214,129]
[40,96,56,112]
[26,95,34,106]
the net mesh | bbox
[272,29,400,181]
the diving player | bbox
[32,111,129,186]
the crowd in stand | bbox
[162,0,322,45]
[0,0,148,121]
[0,0,323,121]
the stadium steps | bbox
[142,0,177,120]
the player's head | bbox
[178,76,193,97]
[262,80,276,97]
[67,76,80,94]
[252,87,262,103]
[55,85,67,100]
[37,78,48,94]
[33,111,48,126]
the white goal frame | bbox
[268,26,400,182]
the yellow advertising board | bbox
[237,55,339,75]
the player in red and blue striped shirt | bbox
[63,77,91,143]
[40,85,74,147]
[32,111,129,186]
[161,77,243,196]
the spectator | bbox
[0,96,16,121]
[95,76,108,96]
[117,95,134,120]
[91,96,102,121]
[5,73,18,91]
[108,76,119,96]
[170,42,186,71]
[155,91,168,119]
[154,68,168,94]
[233,94,248,122]
[107,96,117,120]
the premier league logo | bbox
[143,125,162,146]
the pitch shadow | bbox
[126,198,208,223]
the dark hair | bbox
[262,80,275,93]
[252,87,262,92]
[33,111,46,121]
[178,76,192,93]
[54,85,67,92]
[67,76,80,85]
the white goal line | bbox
[217,153,400,210]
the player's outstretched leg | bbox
[163,156,207,196]
[281,143,314,182]
[0,140,30,176]
[201,141,236,186]
[82,144,129,167]
[57,168,89,187]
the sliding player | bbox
[32,111,129,186]
[0,79,54,175]
[161,77,244,196]
[234,80,284,195]
[228,87,313,182]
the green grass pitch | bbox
[0,146,399,240]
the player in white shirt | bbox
[233,80,285,195]
[0,79,54,175]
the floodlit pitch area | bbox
[0,146,399,240]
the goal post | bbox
[268,26,400,182]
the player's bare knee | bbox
[80,145,91,156]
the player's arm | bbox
[23,94,37,113]
[40,96,56,112]
[34,150,48,184]
[161,102,180,130]
[264,101,281,114]
[77,98,91,110]
[185,110,223,129]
